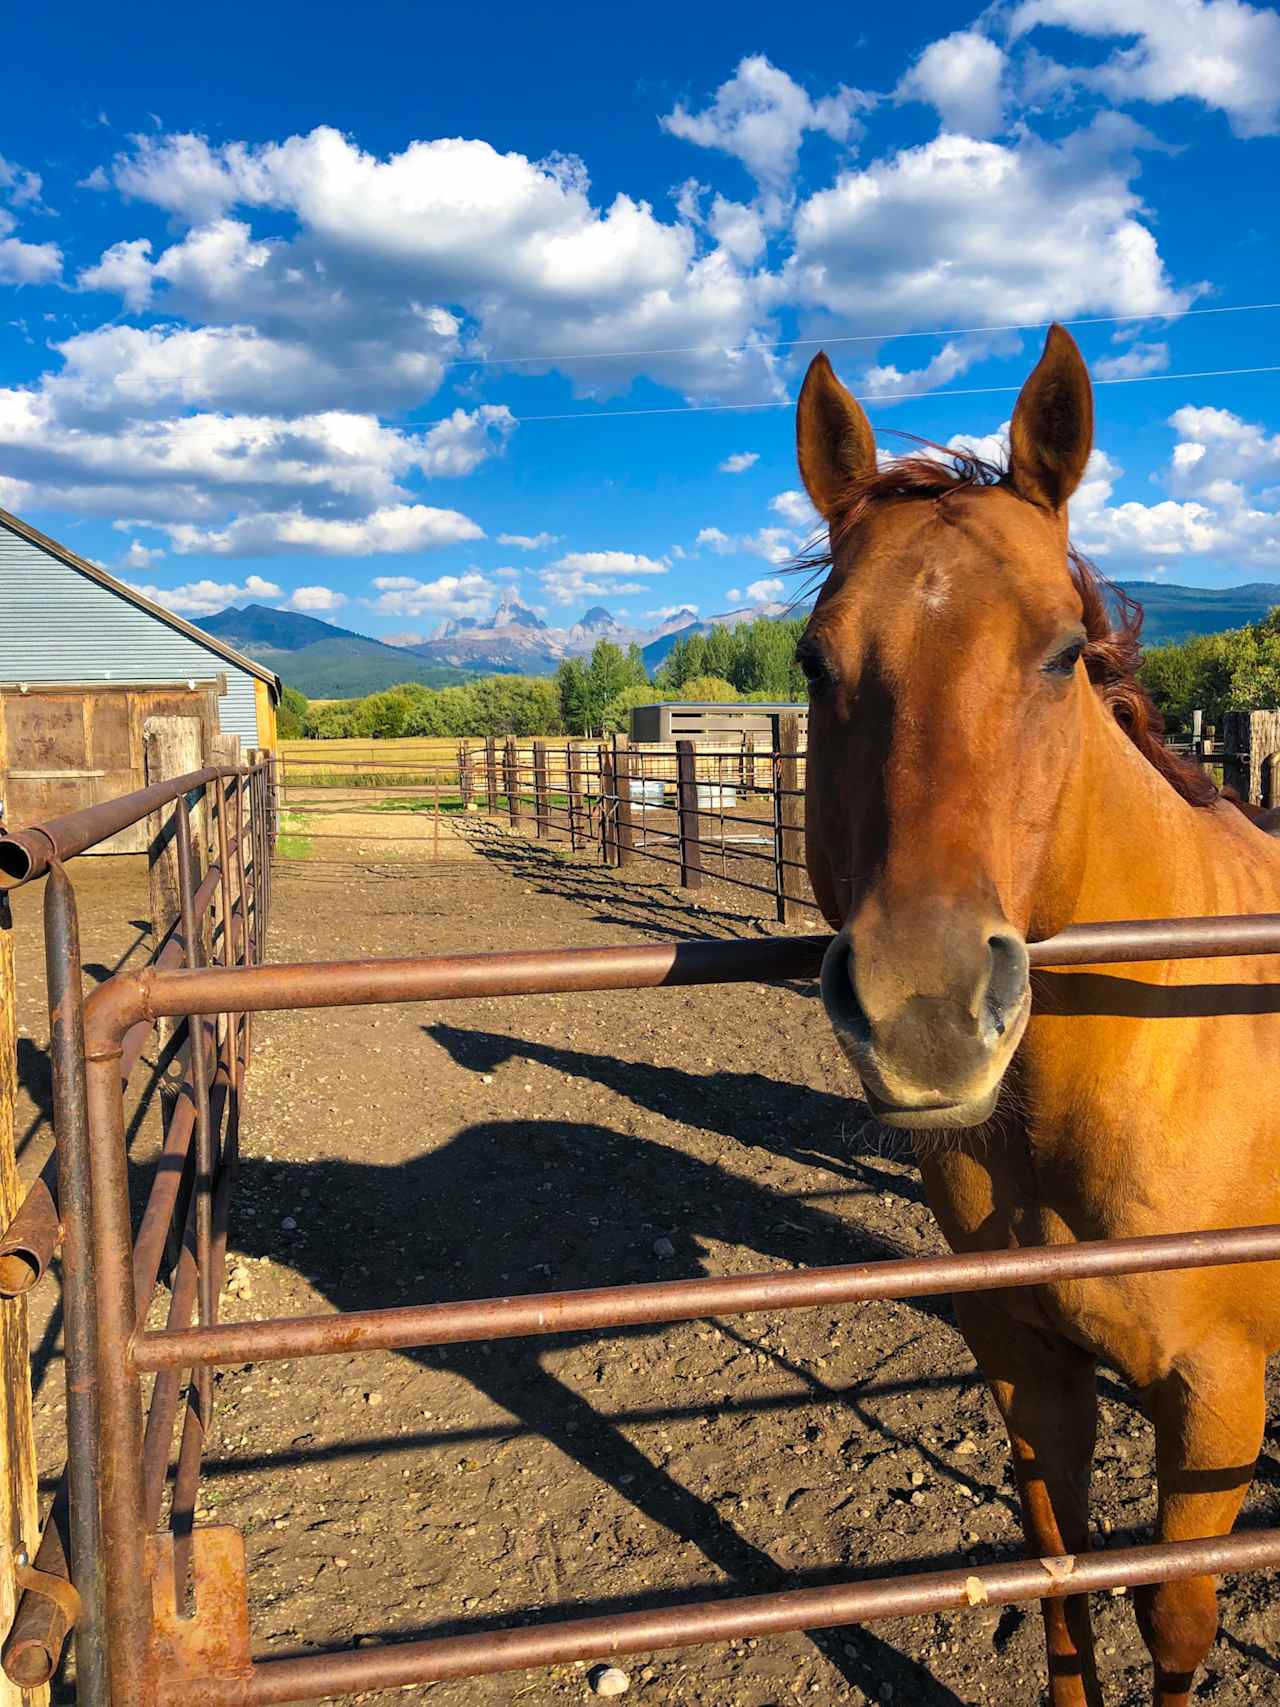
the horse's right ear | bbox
[796,353,876,522]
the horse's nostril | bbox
[985,930,1030,1036]
[819,934,872,1044]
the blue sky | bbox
[2,0,1279,639]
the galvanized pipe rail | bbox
[64,908,1280,1705]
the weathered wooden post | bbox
[744,732,756,792]
[0,893,44,1707]
[457,742,472,810]
[567,745,582,852]
[676,738,702,890]
[504,738,519,827]
[485,736,498,814]
[614,735,636,867]
[1223,708,1280,806]
[533,742,549,839]
[1264,752,1280,811]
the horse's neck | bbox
[1032,697,1280,935]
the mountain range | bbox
[194,580,1280,699]
[197,592,713,696]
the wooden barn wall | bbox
[0,527,261,744]
[0,686,215,851]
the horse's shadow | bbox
[216,1099,986,1706]
[424,1020,929,1204]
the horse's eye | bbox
[795,640,833,695]
[1044,640,1085,678]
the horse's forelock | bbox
[793,449,1220,811]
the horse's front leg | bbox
[954,1297,1103,1707]
[1135,1340,1266,1707]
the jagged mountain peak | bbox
[493,592,547,630]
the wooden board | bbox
[0,686,216,853]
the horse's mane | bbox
[797,447,1219,809]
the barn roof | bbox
[0,507,282,701]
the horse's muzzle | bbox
[819,921,1030,1129]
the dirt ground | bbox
[9,817,1280,1706]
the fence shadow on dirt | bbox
[204,1117,1009,1705]
[456,816,811,947]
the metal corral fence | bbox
[0,750,277,1703]
[278,707,1280,912]
[278,715,814,918]
[1,768,1279,1699]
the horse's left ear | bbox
[1008,324,1094,512]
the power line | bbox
[489,364,1280,425]
[439,299,1280,373]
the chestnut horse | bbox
[797,326,1280,1706]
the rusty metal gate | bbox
[1,777,1280,1703]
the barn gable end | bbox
[0,508,279,748]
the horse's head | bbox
[800,325,1098,1129]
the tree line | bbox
[1137,606,1280,735]
[288,616,810,739]
[282,605,1280,743]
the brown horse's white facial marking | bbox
[919,564,950,613]
[796,329,1096,1130]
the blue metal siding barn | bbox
[0,509,279,747]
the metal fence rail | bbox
[0,755,276,1701]
[9,891,1277,1703]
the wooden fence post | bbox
[614,735,636,868]
[457,742,472,810]
[504,738,519,827]
[676,738,702,890]
[1264,751,1280,811]
[533,741,549,839]
[0,893,44,1707]
[744,732,756,792]
[567,745,582,853]
[485,737,498,814]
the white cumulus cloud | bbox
[1008,0,1280,138]
[769,489,820,528]
[785,118,1193,333]
[719,451,759,473]
[1093,339,1170,380]
[540,548,667,605]
[284,585,346,612]
[127,573,283,616]
[895,31,1008,137]
[744,576,786,603]
[661,55,872,211]
[367,571,495,619]
[164,504,483,558]
[497,531,559,549]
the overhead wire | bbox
[438,298,1280,372]
[431,364,1280,426]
